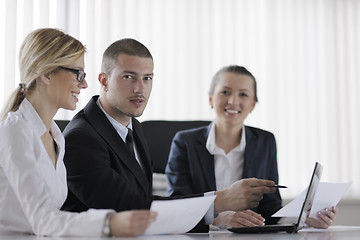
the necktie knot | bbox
[126,128,134,143]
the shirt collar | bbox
[18,98,64,146]
[206,120,246,155]
[18,98,48,136]
[96,98,132,142]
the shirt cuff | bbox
[204,191,216,225]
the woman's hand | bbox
[110,210,157,237]
[305,206,337,229]
[213,209,265,228]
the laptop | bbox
[228,162,323,234]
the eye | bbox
[220,90,230,95]
[123,75,134,79]
[144,76,153,81]
[239,92,248,97]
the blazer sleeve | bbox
[63,126,152,212]
[256,133,283,224]
[165,132,210,233]
[165,132,195,197]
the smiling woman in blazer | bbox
[165,65,337,229]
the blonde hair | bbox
[1,28,86,120]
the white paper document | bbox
[309,182,352,219]
[272,182,352,220]
[144,195,216,235]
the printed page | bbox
[145,195,216,235]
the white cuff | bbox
[204,191,216,225]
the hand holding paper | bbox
[272,182,352,220]
[144,195,216,235]
[309,182,351,219]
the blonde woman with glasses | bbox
[0,28,156,237]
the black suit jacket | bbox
[61,96,208,232]
[165,123,282,224]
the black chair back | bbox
[55,119,210,174]
[141,120,210,173]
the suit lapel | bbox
[84,96,150,194]
[243,126,257,178]
[132,120,153,184]
[197,125,217,190]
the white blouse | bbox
[206,121,246,191]
[0,99,113,237]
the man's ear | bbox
[98,72,108,90]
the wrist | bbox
[102,212,114,237]
[214,190,225,214]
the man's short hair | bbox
[101,38,153,75]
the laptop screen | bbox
[296,162,323,228]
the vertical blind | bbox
[0,0,359,199]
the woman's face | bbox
[209,72,256,127]
[48,55,88,110]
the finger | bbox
[332,206,338,214]
[231,215,260,228]
[233,215,264,227]
[317,212,332,229]
[250,185,276,194]
[243,210,265,223]
[237,209,265,222]
[247,178,275,187]
[238,212,265,226]
[305,217,326,229]
[305,217,317,228]
[241,209,264,219]
[325,208,336,221]
[317,212,333,228]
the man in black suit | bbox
[61,38,276,232]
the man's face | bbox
[100,54,153,125]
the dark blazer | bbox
[165,123,282,224]
[61,96,208,232]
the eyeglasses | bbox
[59,66,86,83]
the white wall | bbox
[1,0,359,201]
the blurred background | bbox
[0,0,359,224]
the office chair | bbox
[140,120,211,174]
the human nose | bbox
[134,79,145,93]
[79,79,88,89]
[227,94,238,105]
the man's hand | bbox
[214,178,276,214]
[213,210,265,228]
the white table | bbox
[1,226,359,240]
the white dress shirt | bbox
[0,99,113,237]
[206,121,246,191]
